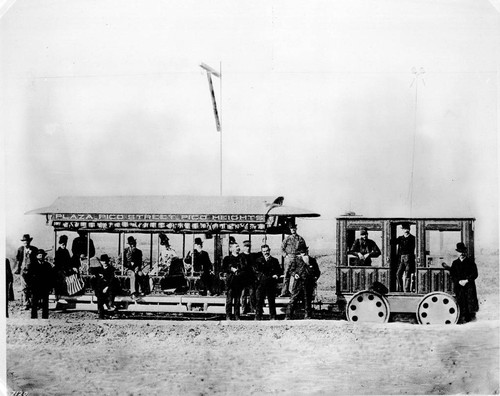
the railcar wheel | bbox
[346,290,390,323]
[416,292,459,325]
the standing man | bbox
[15,234,39,310]
[442,242,479,323]
[348,228,381,266]
[239,240,257,314]
[124,236,146,298]
[222,242,243,320]
[6,259,14,318]
[71,230,96,273]
[395,223,416,292]
[184,237,214,295]
[254,244,282,320]
[28,249,54,319]
[285,244,321,320]
[280,221,306,297]
[54,234,73,297]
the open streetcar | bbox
[28,195,319,317]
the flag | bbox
[206,73,221,132]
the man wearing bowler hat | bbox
[184,237,214,295]
[442,242,479,323]
[124,236,146,298]
[285,244,321,320]
[28,249,54,319]
[15,234,39,310]
[395,222,416,292]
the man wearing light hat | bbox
[280,221,306,297]
[15,234,39,310]
[442,242,479,323]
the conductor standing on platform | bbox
[280,221,306,297]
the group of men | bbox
[222,223,321,321]
[348,223,415,292]
[11,232,95,319]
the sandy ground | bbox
[5,253,500,395]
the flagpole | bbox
[219,61,222,196]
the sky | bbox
[0,0,499,254]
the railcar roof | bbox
[336,216,475,221]
[27,195,320,218]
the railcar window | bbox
[424,230,460,268]
[347,230,383,267]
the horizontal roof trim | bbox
[27,195,320,219]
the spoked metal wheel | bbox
[346,290,390,323]
[416,292,459,325]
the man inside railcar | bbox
[123,236,148,298]
[395,222,416,292]
[184,237,214,295]
[348,228,381,266]
[71,230,95,272]
[157,233,178,275]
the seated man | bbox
[90,254,120,318]
[124,236,148,297]
[184,237,214,295]
[348,228,381,266]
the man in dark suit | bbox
[124,236,146,297]
[184,237,214,295]
[395,222,416,292]
[28,249,54,319]
[442,242,479,323]
[348,228,381,266]
[285,244,321,320]
[15,233,39,310]
[91,254,119,318]
[254,244,282,320]
[71,230,96,271]
[6,258,14,318]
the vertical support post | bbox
[120,232,125,275]
[86,232,90,275]
[54,230,58,261]
[191,234,195,276]
[150,233,153,273]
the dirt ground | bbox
[5,253,500,395]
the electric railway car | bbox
[27,195,474,324]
